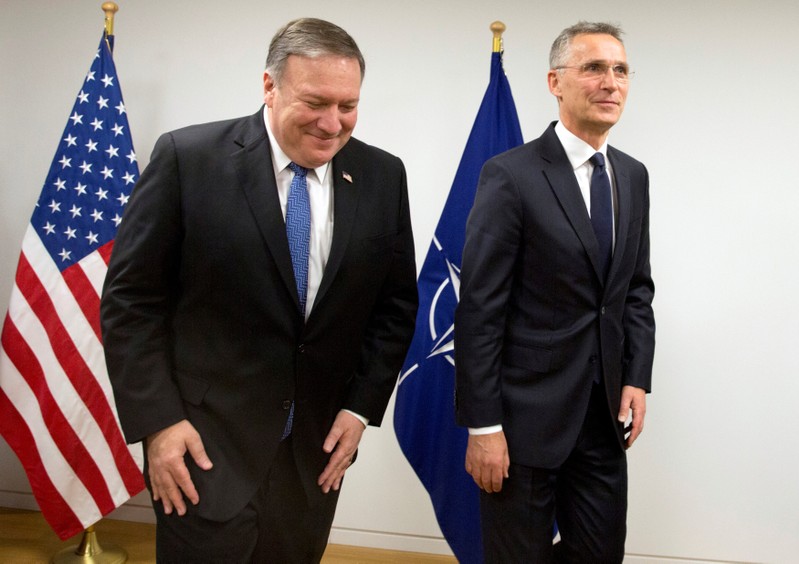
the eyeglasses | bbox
[555,62,634,82]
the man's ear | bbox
[263,71,276,106]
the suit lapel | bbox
[232,110,300,310]
[312,144,360,311]
[606,147,631,287]
[539,126,606,283]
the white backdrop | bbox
[2,1,798,562]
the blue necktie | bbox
[590,152,613,280]
[286,162,311,315]
[282,162,310,440]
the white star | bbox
[86,71,95,82]
[126,150,137,163]
[116,193,129,206]
[48,200,61,213]
[105,145,119,158]
[115,102,126,115]
[63,134,78,147]
[85,139,98,153]
[69,204,82,218]
[59,249,72,262]
[95,188,109,201]
[91,118,103,131]
[59,155,72,169]
[91,209,104,222]
[86,231,99,245]
[123,172,136,185]
[112,213,123,227]
[112,123,125,137]
[101,74,115,88]
[73,182,88,196]
[69,112,83,125]
[101,166,114,179]
[77,90,90,104]
[43,222,56,235]
[97,96,109,109]
[64,226,77,240]
[79,161,92,174]
[53,178,67,191]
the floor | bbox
[0,507,456,563]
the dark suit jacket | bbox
[455,122,655,468]
[100,108,418,520]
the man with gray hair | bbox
[102,18,417,562]
[455,21,655,562]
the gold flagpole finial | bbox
[102,2,119,36]
[491,21,506,53]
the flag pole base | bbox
[51,526,128,564]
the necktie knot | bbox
[288,162,308,178]
[590,152,606,169]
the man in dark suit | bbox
[101,18,417,563]
[455,21,655,563]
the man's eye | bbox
[583,63,604,73]
[613,65,629,76]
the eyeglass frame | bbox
[553,61,634,82]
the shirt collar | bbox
[554,121,609,170]
[263,107,331,182]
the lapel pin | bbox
[342,171,353,184]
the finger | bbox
[323,426,344,454]
[186,434,213,471]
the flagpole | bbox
[491,20,505,53]
[53,7,129,561]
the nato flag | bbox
[394,50,523,563]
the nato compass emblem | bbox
[398,236,460,385]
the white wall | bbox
[2,1,798,562]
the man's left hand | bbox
[618,385,647,449]
[317,410,366,493]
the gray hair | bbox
[265,18,365,85]
[549,21,625,69]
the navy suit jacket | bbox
[101,109,418,520]
[455,122,655,467]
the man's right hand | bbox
[464,431,510,493]
[145,419,213,516]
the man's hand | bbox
[145,419,213,516]
[618,385,647,449]
[317,411,366,494]
[465,431,510,493]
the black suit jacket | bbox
[455,123,655,468]
[101,109,418,520]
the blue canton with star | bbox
[31,35,138,271]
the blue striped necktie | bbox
[589,152,613,280]
[282,162,309,440]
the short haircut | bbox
[265,18,365,85]
[549,21,625,69]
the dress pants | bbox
[151,436,341,563]
[480,383,628,563]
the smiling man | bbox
[101,18,417,563]
[455,21,655,562]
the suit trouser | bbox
[151,436,340,563]
[480,383,628,563]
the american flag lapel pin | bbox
[342,171,353,184]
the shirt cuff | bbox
[468,424,503,435]
[342,409,369,428]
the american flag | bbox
[0,33,144,540]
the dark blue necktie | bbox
[590,152,613,280]
[282,162,310,439]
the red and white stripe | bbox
[0,225,143,540]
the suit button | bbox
[297,343,306,354]
[600,307,606,315]
[589,355,597,364]
[282,400,292,410]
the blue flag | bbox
[394,51,523,563]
